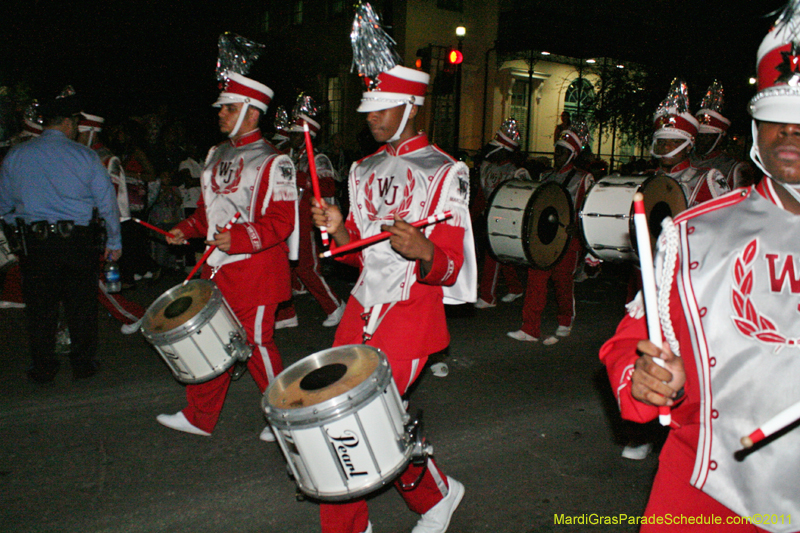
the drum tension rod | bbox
[399,410,434,492]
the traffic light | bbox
[416,46,432,72]
[443,48,463,74]
[447,48,463,65]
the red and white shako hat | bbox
[357,66,429,112]
[214,72,273,113]
[696,81,731,134]
[749,0,800,123]
[653,78,699,143]
[21,118,43,137]
[78,112,105,133]
[555,116,590,165]
[490,118,520,151]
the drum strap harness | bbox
[360,302,397,342]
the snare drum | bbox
[486,179,573,269]
[579,174,686,262]
[141,279,249,384]
[263,345,413,501]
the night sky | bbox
[0,0,791,140]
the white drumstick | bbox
[633,192,671,426]
[741,399,800,448]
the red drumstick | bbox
[320,211,453,259]
[741,399,800,448]
[132,217,173,238]
[303,122,329,247]
[633,193,672,426]
[183,212,241,285]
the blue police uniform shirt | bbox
[0,129,122,249]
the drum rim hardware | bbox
[264,345,404,429]
[143,280,222,343]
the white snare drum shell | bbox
[264,345,413,501]
[141,280,248,384]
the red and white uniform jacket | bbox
[93,143,130,220]
[691,150,752,190]
[472,159,530,216]
[175,129,298,305]
[539,162,594,225]
[664,159,729,207]
[332,134,477,360]
[600,178,800,532]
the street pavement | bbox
[1,262,662,533]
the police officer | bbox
[0,93,122,383]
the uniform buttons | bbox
[709,357,716,367]
[688,227,695,235]
[421,201,426,207]
[699,308,707,317]
[711,409,719,419]
[709,460,718,471]
[690,262,699,270]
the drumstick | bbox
[633,192,671,426]
[319,211,453,259]
[132,218,173,239]
[303,122,329,247]
[741,399,800,449]
[183,212,241,285]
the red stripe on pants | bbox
[182,302,282,433]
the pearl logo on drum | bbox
[327,430,369,478]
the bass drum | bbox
[486,179,573,270]
[263,345,413,501]
[579,174,686,262]
[141,279,250,383]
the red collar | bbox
[386,134,430,156]
[665,159,691,173]
[230,129,263,148]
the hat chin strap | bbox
[700,133,723,157]
[229,102,250,139]
[387,103,414,143]
[750,120,771,178]
[649,137,692,159]
[749,120,800,202]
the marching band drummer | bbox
[599,2,800,530]
[310,7,476,531]
[156,56,299,441]
[472,119,528,309]
[650,78,729,208]
[507,120,594,345]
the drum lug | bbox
[406,410,434,463]
[227,331,250,362]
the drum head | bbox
[265,345,389,427]
[524,182,573,269]
[142,279,216,334]
[635,174,687,247]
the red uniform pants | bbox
[478,254,523,305]
[182,302,282,433]
[519,240,581,338]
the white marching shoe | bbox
[555,325,572,337]
[500,292,523,303]
[473,298,496,309]
[361,522,373,533]
[275,316,299,329]
[260,425,277,442]
[506,330,538,342]
[411,476,465,533]
[322,302,346,327]
[621,442,653,460]
[156,412,211,436]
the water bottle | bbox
[104,259,122,293]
